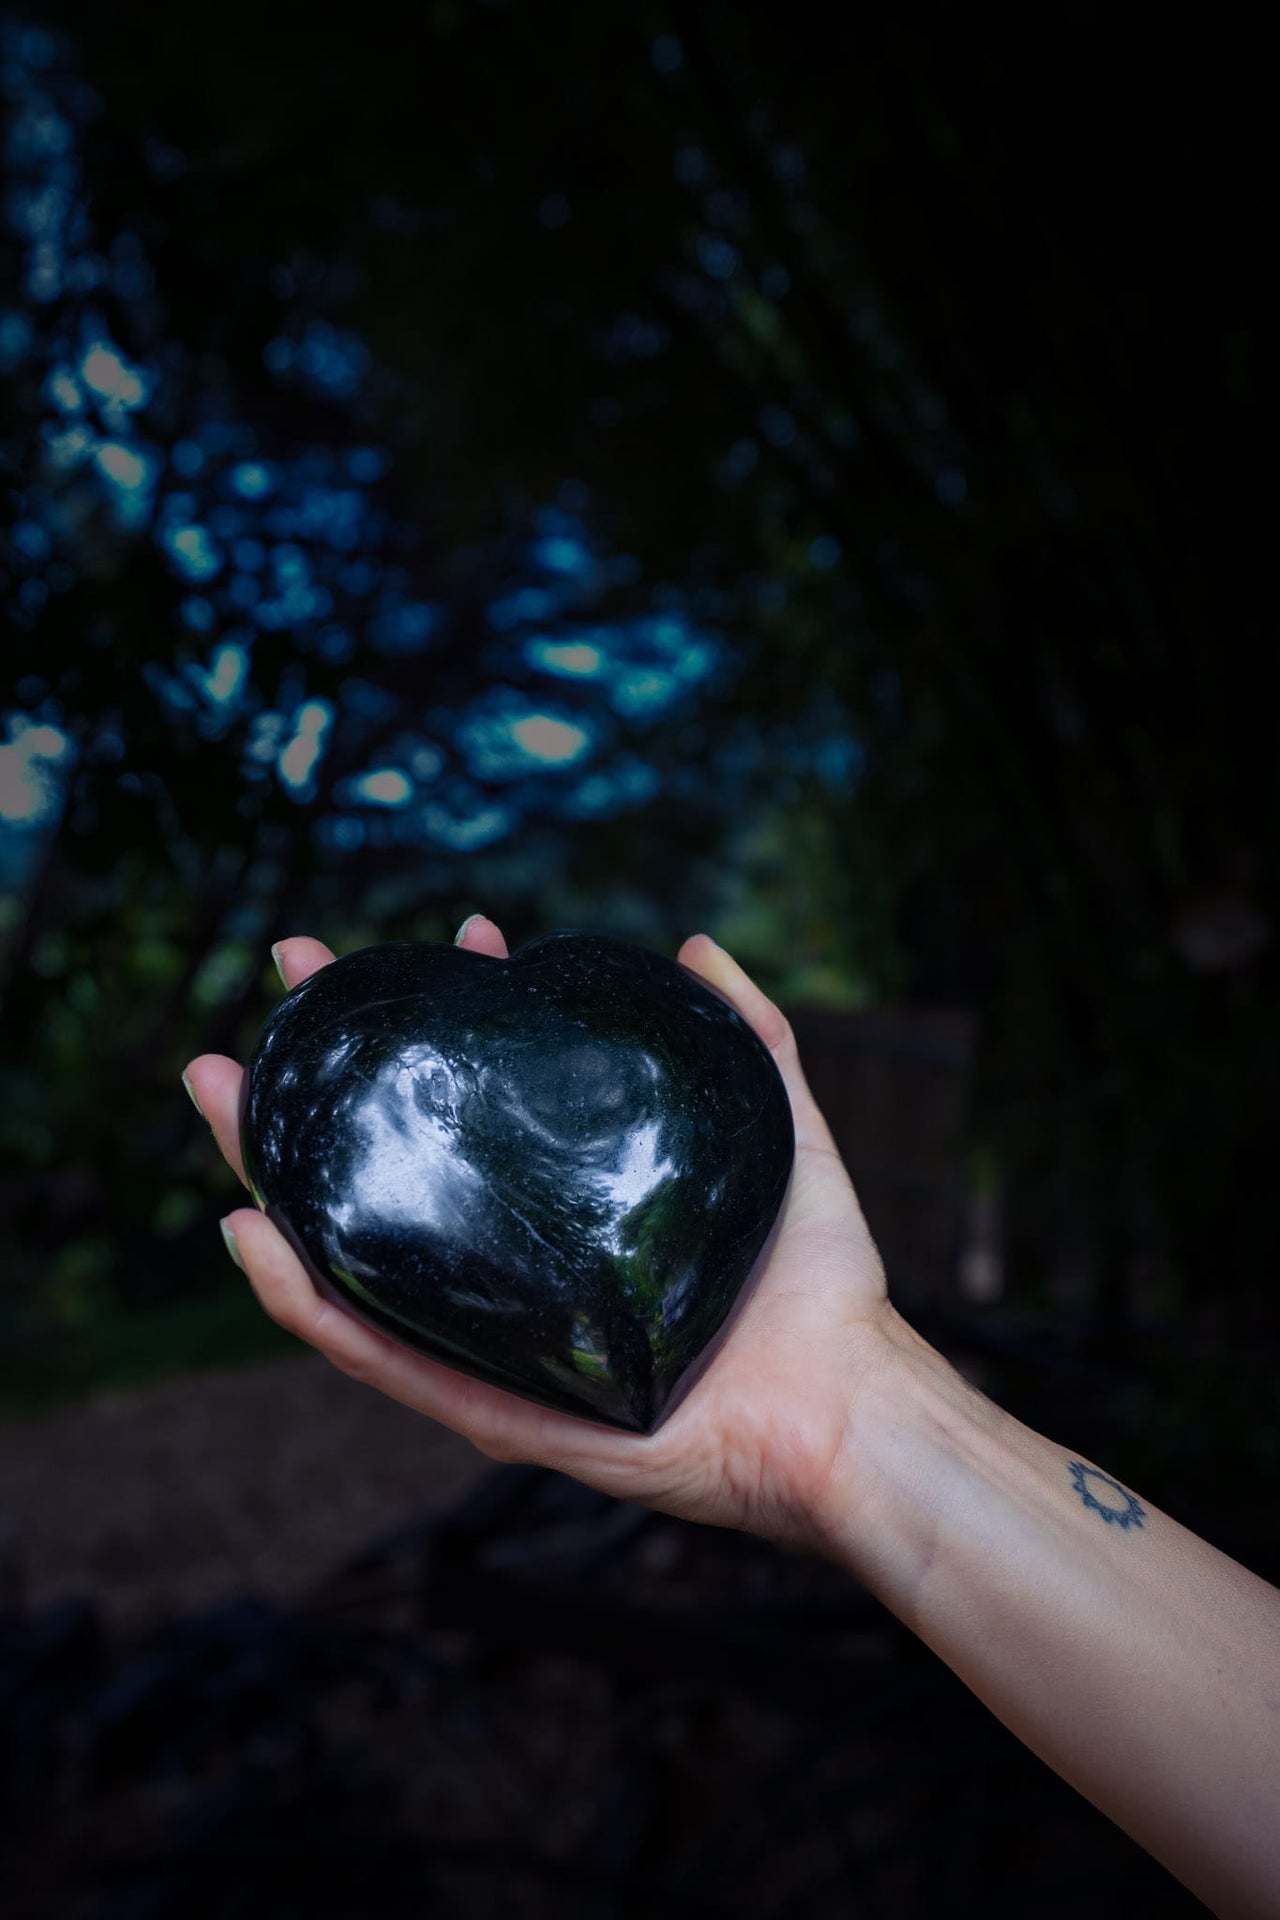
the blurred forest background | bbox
[1,0,1276,1462]
[2,7,1276,1914]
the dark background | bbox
[0,4,1273,1914]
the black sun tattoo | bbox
[1068,1462,1145,1530]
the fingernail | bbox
[181,1070,204,1118]
[454,913,483,946]
[270,942,287,987]
[220,1218,244,1271]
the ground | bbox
[0,1351,492,1634]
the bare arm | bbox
[817,1311,1280,1920]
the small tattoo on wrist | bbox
[1068,1462,1145,1531]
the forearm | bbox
[817,1308,1280,1920]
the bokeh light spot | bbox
[510,713,590,765]
[80,343,148,408]
[526,640,605,678]
[352,768,412,807]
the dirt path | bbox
[0,1352,492,1636]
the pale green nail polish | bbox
[271,942,287,987]
[220,1218,244,1271]
[454,913,482,946]
[181,1070,204,1118]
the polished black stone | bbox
[238,932,795,1433]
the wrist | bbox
[807,1303,1014,1620]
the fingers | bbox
[182,938,337,1192]
[184,1051,251,1188]
[272,935,337,988]
[220,1204,643,1472]
[274,920,511,974]
[678,934,789,1047]
[454,913,509,958]
[677,934,839,1156]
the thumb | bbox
[676,934,841,1157]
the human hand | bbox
[183,918,899,1555]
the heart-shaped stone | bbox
[238,932,795,1433]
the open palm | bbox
[184,919,892,1554]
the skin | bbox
[185,917,1280,1919]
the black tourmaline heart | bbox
[238,932,795,1433]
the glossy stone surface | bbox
[239,932,795,1433]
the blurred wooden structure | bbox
[786,1007,978,1302]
